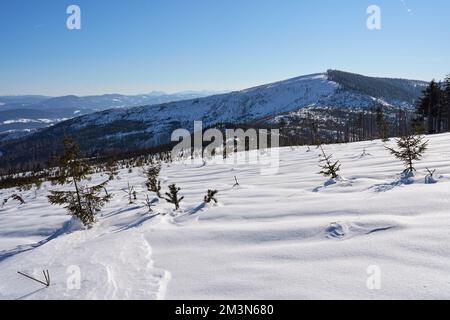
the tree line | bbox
[280,74,450,146]
[415,76,450,134]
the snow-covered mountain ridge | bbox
[0,70,427,171]
[67,71,425,132]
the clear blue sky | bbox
[0,0,448,96]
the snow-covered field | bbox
[1,133,450,300]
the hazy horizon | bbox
[0,69,437,97]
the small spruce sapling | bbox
[164,184,184,210]
[386,134,428,174]
[145,164,162,198]
[318,146,341,179]
[48,138,111,227]
[204,189,218,204]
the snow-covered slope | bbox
[0,71,427,172]
[67,72,424,133]
[69,74,337,132]
[1,133,450,299]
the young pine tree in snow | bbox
[47,138,111,227]
[386,134,428,174]
[145,164,162,198]
[318,146,341,179]
[164,184,184,210]
[204,189,218,204]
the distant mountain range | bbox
[0,91,221,133]
[0,70,428,172]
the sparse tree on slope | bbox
[318,146,341,179]
[145,164,162,198]
[386,134,428,174]
[204,189,218,204]
[164,184,184,210]
[48,138,111,227]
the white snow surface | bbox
[1,133,450,300]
